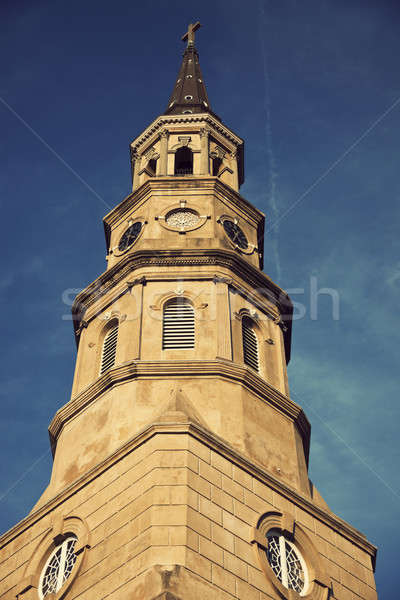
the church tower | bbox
[1,24,377,600]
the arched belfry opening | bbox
[175,146,193,175]
[212,155,223,176]
[147,158,157,176]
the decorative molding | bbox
[210,146,225,159]
[130,113,243,152]
[212,275,233,286]
[103,177,263,235]
[130,148,140,162]
[234,308,260,323]
[73,252,287,317]
[126,276,147,290]
[149,291,208,312]
[199,127,210,139]
[144,147,159,161]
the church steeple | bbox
[1,24,377,600]
[164,22,218,119]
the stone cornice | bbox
[71,249,292,359]
[0,419,376,568]
[102,177,264,250]
[130,113,243,153]
[48,359,309,460]
[79,273,281,334]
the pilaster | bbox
[132,151,142,191]
[199,127,210,175]
[213,276,233,361]
[159,131,169,176]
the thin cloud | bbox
[259,0,281,281]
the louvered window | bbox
[242,317,259,372]
[100,322,118,374]
[163,299,195,349]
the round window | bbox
[166,208,200,229]
[184,95,193,101]
[118,221,143,252]
[222,219,249,250]
[39,535,78,598]
[266,530,309,595]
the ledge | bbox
[71,248,292,359]
[48,358,309,460]
[103,177,263,237]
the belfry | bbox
[1,24,377,600]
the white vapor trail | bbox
[258,0,281,282]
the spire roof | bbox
[164,22,219,120]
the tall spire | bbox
[164,22,218,119]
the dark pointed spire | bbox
[164,22,219,119]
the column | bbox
[126,277,146,360]
[213,276,233,360]
[231,149,239,190]
[200,127,210,175]
[132,151,142,190]
[159,130,169,175]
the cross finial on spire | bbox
[182,22,201,47]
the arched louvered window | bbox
[242,317,259,372]
[163,298,195,349]
[175,147,193,175]
[99,322,118,375]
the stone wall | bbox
[0,428,376,600]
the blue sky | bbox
[0,0,399,596]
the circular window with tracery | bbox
[157,205,209,233]
[39,535,78,599]
[252,511,330,600]
[266,529,308,595]
[166,208,200,229]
